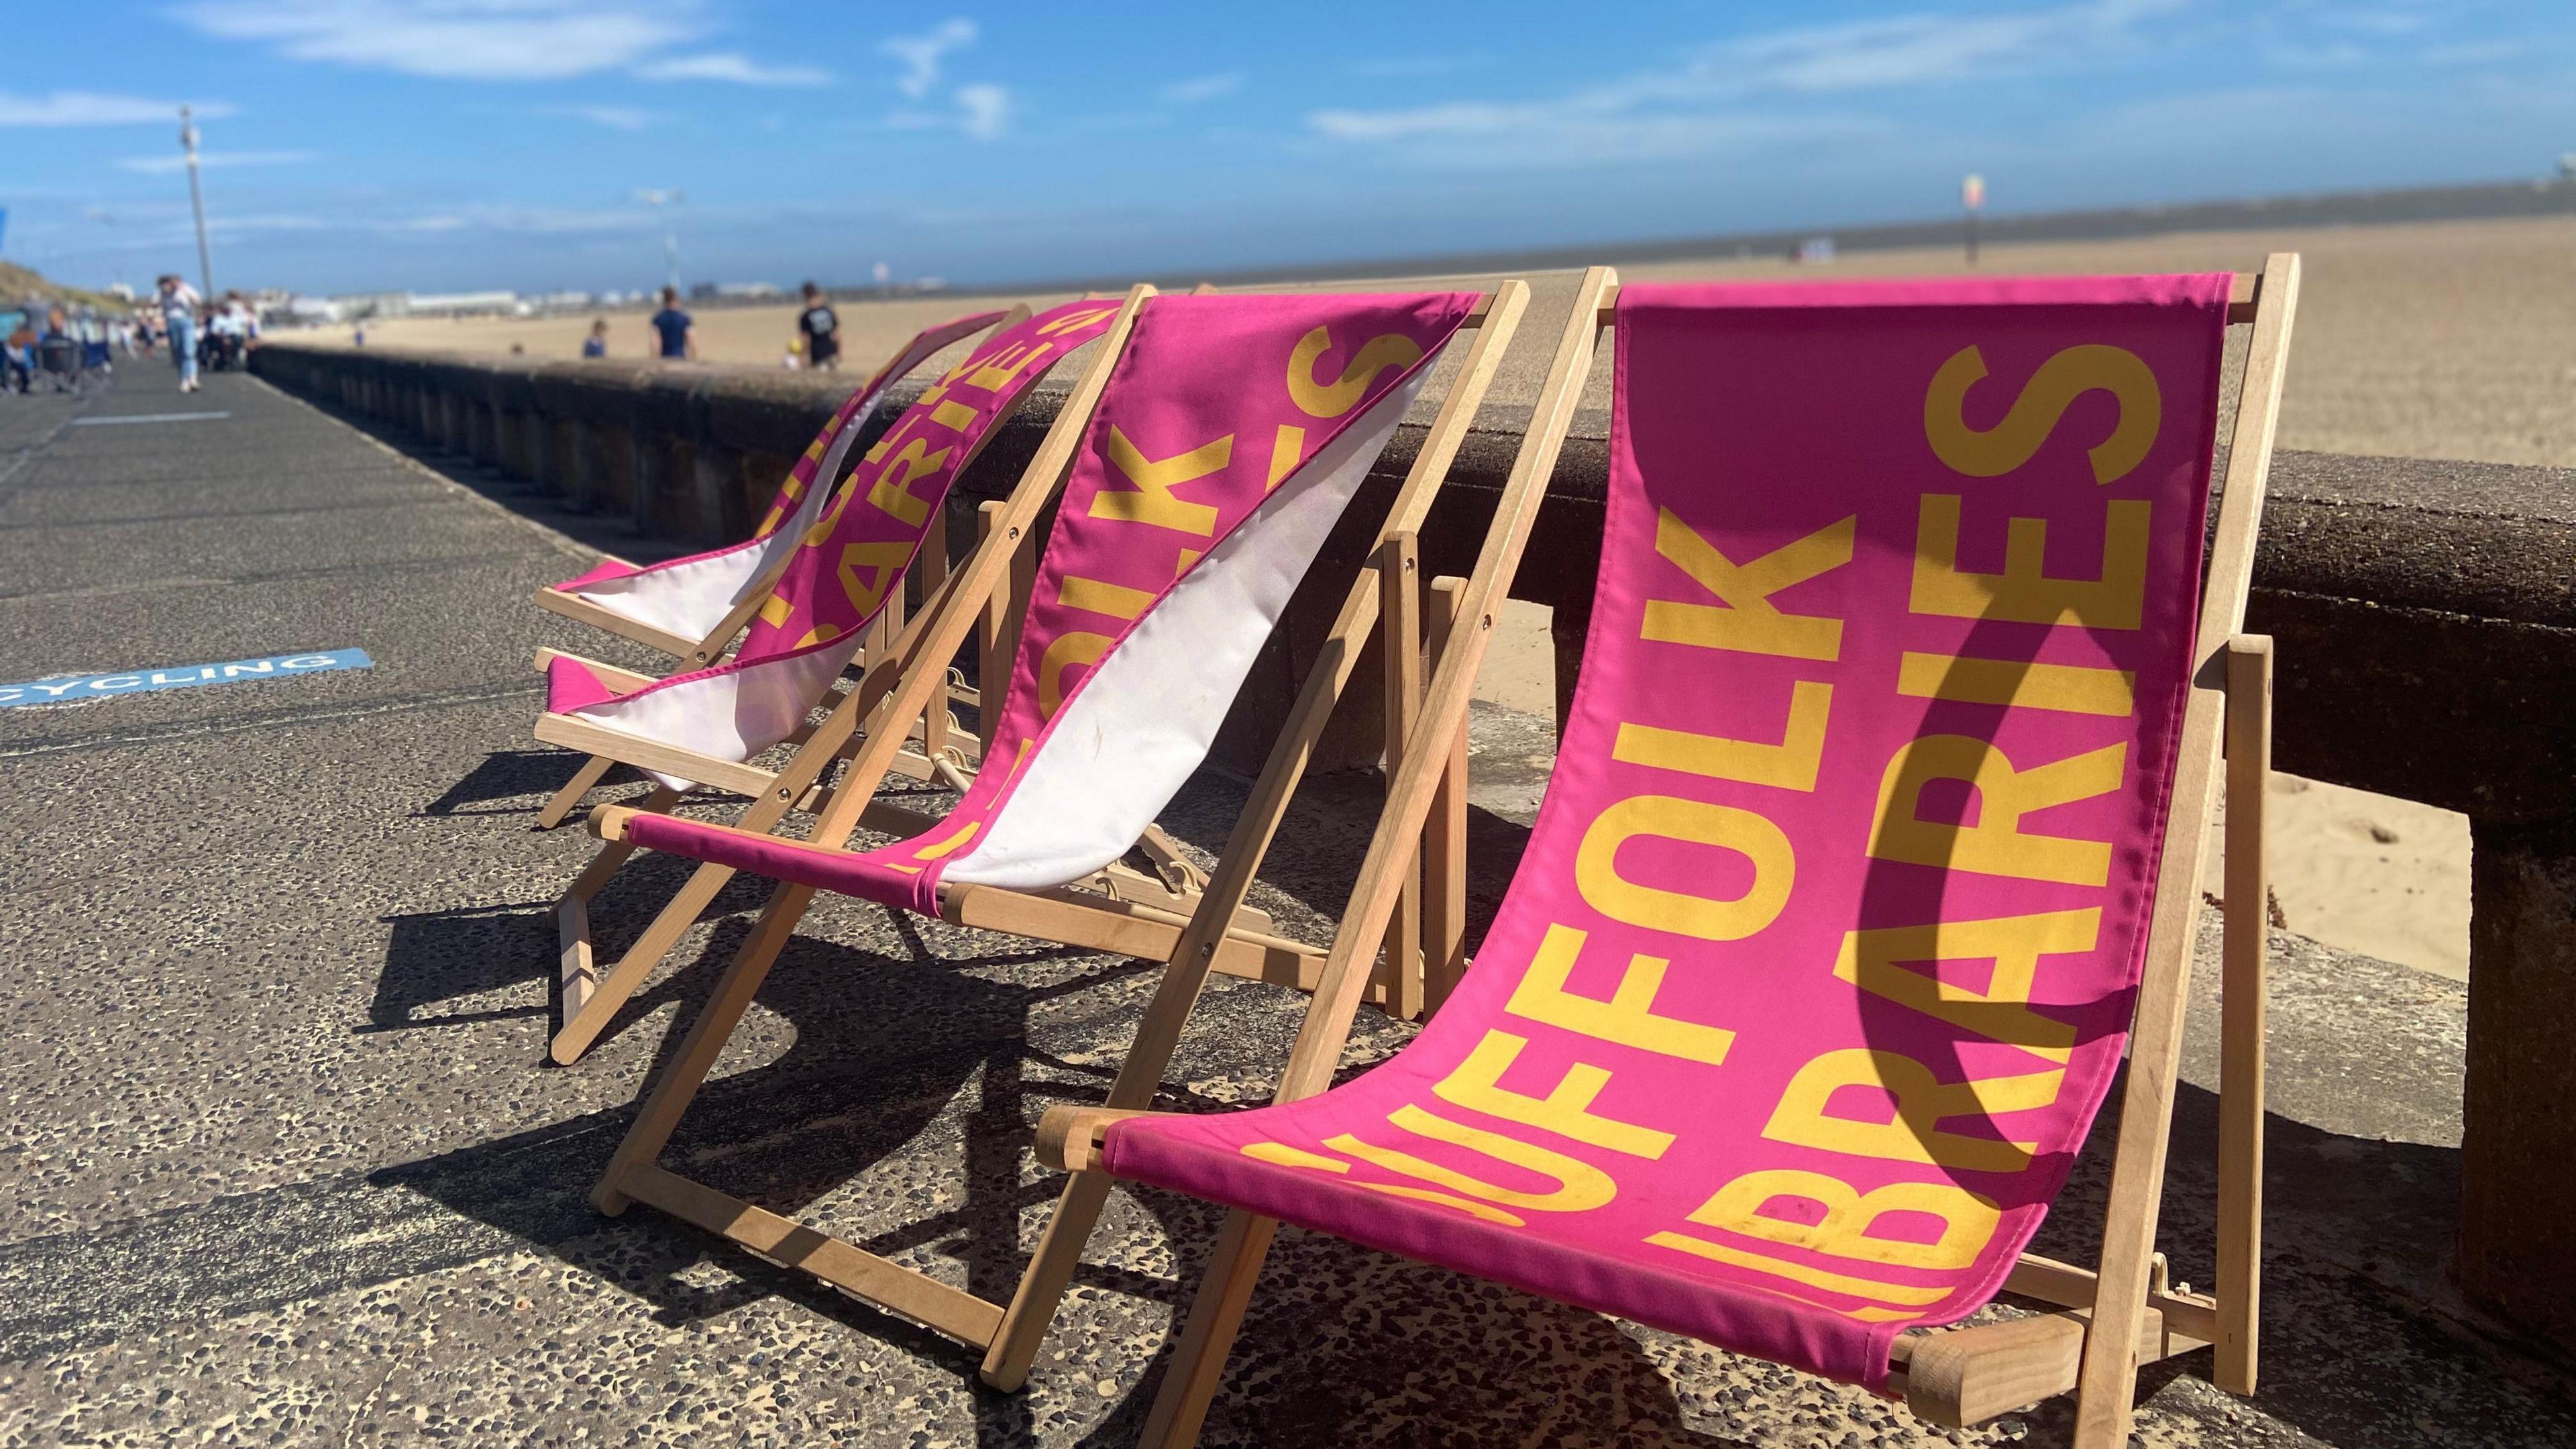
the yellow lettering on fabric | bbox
[1896,652,2136,717]
[1764,1048,2059,1173]
[800,478,857,547]
[1924,343,2161,486]
[1057,575,1155,620]
[1506,923,1736,1065]
[1239,1142,1527,1226]
[1287,327,1423,419]
[863,407,928,467]
[1329,1104,1617,1214]
[1691,1169,2002,1271]
[1909,494,2151,630]
[965,340,1055,394]
[1093,427,1230,536]
[1644,510,1854,661]
[865,437,954,529]
[1870,735,2125,886]
[836,541,915,621]
[794,622,845,649]
[1575,796,1794,942]
[1834,910,2101,1063]
[1433,1030,1675,1159]
[910,821,981,861]
[929,400,979,433]
[1036,305,1118,335]
[1267,425,1305,490]
[913,351,980,411]
[1644,1231,1949,1310]
[757,593,794,628]
[1037,632,1114,718]
[1613,680,1833,792]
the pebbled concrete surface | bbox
[2,366,2572,1447]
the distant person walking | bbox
[156,274,202,392]
[796,282,839,372]
[582,318,610,359]
[648,288,694,361]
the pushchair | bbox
[36,336,84,395]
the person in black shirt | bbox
[796,282,840,372]
[649,287,695,361]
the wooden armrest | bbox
[1033,1106,1177,1172]
[532,646,654,691]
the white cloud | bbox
[565,105,653,131]
[882,18,975,99]
[956,83,1012,140]
[635,52,830,86]
[1159,72,1243,104]
[0,91,237,127]
[1310,0,2186,164]
[170,0,700,81]
[118,148,316,174]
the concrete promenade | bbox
[1,362,2569,1446]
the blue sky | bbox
[4,0,2571,297]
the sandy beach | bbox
[329,213,2559,981]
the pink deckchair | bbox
[1041,258,2300,1446]
[577,280,1548,1392]
[529,309,1010,826]
[533,297,1132,1059]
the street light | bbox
[180,105,214,297]
[634,188,684,292]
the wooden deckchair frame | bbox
[525,307,1034,830]
[1034,258,2296,1448]
[539,288,1169,1064]
[576,277,1548,1392]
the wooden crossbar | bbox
[621,1163,1005,1348]
[1588,272,2259,325]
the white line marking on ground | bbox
[70,411,235,427]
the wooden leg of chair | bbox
[594,881,817,1214]
[979,1169,1118,1390]
[2072,687,2222,1448]
[1373,533,1424,1020]
[553,857,741,1066]
[977,502,1006,759]
[983,867,1273,1387]
[553,786,681,1062]
[1421,576,1469,1014]
[2217,635,2271,1395]
[1136,1209,1280,1449]
[535,753,616,829]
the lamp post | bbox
[180,105,214,297]
[635,189,684,292]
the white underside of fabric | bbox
[553,321,992,791]
[944,371,1429,892]
[570,637,859,792]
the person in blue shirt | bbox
[648,288,694,361]
[582,318,609,359]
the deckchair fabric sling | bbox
[581,284,1519,1385]
[537,309,1006,652]
[537,299,1124,794]
[1061,266,2294,1445]
[616,290,1482,911]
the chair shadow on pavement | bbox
[359,743,2576,1446]
[419,749,633,820]
[366,883,1743,1447]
